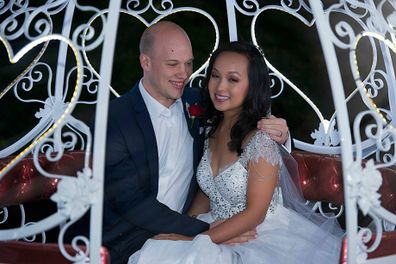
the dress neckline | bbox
[205,130,261,178]
[206,148,240,178]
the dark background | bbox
[0,0,336,150]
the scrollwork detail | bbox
[269,72,284,99]
[310,201,344,219]
[13,62,53,104]
[234,0,260,15]
[58,218,90,263]
[356,214,383,262]
[363,69,387,98]
[0,207,8,224]
[66,66,100,103]
[125,0,174,15]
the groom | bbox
[102,21,289,264]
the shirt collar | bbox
[138,79,183,119]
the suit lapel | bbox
[181,90,205,213]
[126,86,159,193]
[182,98,194,137]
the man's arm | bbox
[187,189,210,217]
[104,119,209,237]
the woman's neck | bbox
[221,111,240,130]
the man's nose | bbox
[176,65,190,79]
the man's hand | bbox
[153,233,193,241]
[257,115,289,144]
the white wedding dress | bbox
[129,131,343,264]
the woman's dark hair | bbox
[202,41,271,155]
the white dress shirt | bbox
[139,81,194,213]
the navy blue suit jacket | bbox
[102,83,209,263]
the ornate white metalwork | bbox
[349,159,382,216]
[51,168,98,221]
[2,0,396,263]
[0,1,97,262]
[0,208,8,224]
[310,119,341,147]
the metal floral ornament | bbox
[51,168,100,221]
[350,160,382,216]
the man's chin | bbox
[172,90,184,99]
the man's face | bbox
[141,32,193,107]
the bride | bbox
[128,41,343,264]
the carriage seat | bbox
[0,150,396,263]
[0,151,109,264]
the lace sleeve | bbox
[241,131,282,168]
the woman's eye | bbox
[211,73,219,78]
[230,78,239,83]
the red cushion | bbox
[0,151,86,207]
[0,240,110,264]
[292,150,396,214]
[339,231,396,263]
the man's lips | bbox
[170,81,185,90]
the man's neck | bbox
[140,79,176,108]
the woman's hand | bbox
[222,230,257,244]
[209,219,257,244]
[153,233,193,241]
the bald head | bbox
[139,21,191,56]
[138,21,193,107]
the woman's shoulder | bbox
[242,130,281,166]
[242,130,275,149]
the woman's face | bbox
[208,51,249,117]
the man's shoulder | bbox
[182,86,201,102]
[109,85,140,109]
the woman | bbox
[129,41,343,264]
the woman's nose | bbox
[215,79,227,92]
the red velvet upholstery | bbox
[0,151,107,263]
[292,151,344,205]
[291,151,396,263]
[0,151,86,207]
[339,231,396,263]
[0,241,110,264]
[292,150,396,214]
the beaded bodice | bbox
[196,131,283,220]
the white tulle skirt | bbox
[128,206,343,264]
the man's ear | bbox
[139,53,150,71]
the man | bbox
[102,21,289,263]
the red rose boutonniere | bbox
[186,102,204,128]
